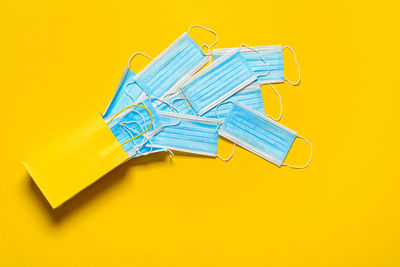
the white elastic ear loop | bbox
[240,44,270,78]
[162,89,181,102]
[119,107,156,150]
[106,108,147,127]
[124,52,154,103]
[120,123,142,156]
[107,109,146,127]
[214,100,236,161]
[215,100,233,129]
[201,43,213,59]
[283,46,301,86]
[216,144,236,162]
[187,25,218,56]
[149,96,182,128]
[166,149,175,159]
[121,121,154,155]
[265,83,283,122]
[127,52,154,69]
[281,135,313,169]
[171,97,196,114]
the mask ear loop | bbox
[172,95,197,115]
[237,46,282,121]
[149,96,182,127]
[120,123,143,156]
[124,120,174,158]
[283,46,301,86]
[124,52,154,103]
[281,135,313,169]
[127,52,154,70]
[110,109,149,155]
[108,108,148,131]
[215,100,236,161]
[148,96,181,159]
[187,25,218,57]
[239,44,270,78]
[106,104,153,146]
[216,144,236,162]
[121,121,155,156]
[264,83,283,122]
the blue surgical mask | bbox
[104,25,218,118]
[164,76,282,122]
[212,45,301,86]
[202,83,266,120]
[147,111,219,157]
[106,99,165,158]
[166,48,258,116]
[218,102,312,168]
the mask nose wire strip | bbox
[240,44,270,78]
[281,135,313,169]
[106,104,153,145]
[187,25,218,56]
[265,83,283,122]
[283,46,301,86]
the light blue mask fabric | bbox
[103,67,137,118]
[218,102,297,166]
[104,33,210,118]
[212,45,300,86]
[202,84,265,120]
[106,99,165,158]
[147,112,219,157]
[156,91,196,116]
[166,49,258,116]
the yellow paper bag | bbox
[23,113,129,208]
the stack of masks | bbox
[103,25,312,169]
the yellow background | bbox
[1,0,399,265]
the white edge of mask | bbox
[233,101,297,136]
[212,45,283,55]
[197,76,257,116]
[134,32,188,102]
[256,79,285,85]
[157,56,209,103]
[127,147,167,158]
[179,48,241,89]
[218,129,281,166]
[157,111,219,125]
[146,144,217,157]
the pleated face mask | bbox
[202,83,266,120]
[147,112,219,157]
[218,102,312,168]
[166,46,265,116]
[106,99,166,158]
[212,45,301,86]
[104,25,218,118]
